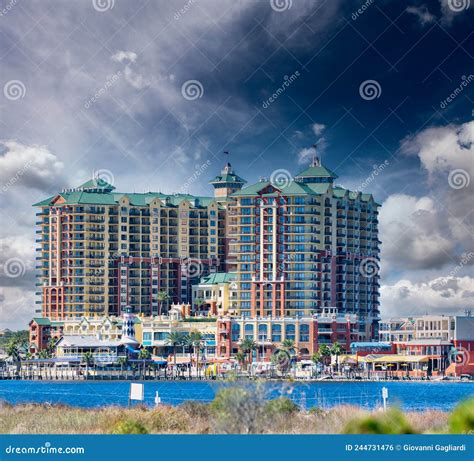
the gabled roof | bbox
[295,164,338,179]
[199,272,235,285]
[231,180,273,197]
[77,178,115,192]
[209,173,247,184]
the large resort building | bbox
[31,158,382,355]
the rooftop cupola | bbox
[294,157,338,184]
[209,162,246,201]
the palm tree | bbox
[281,339,296,356]
[82,352,94,378]
[157,290,170,315]
[117,356,128,378]
[194,298,204,316]
[138,347,151,379]
[166,332,183,377]
[189,331,203,378]
[234,351,245,370]
[38,349,51,359]
[314,344,331,375]
[46,337,57,356]
[240,338,257,370]
[181,334,193,378]
[330,342,344,374]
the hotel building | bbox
[33,169,244,319]
[228,158,381,340]
[32,158,381,351]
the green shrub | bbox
[265,397,299,416]
[210,385,268,433]
[343,408,416,434]
[111,419,148,434]
[180,401,211,419]
[449,399,474,434]
[149,407,189,432]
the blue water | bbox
[0,380,472,411]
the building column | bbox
[271,283,277,317]
[210,301,217,316]
[259,283,264,318]
[280,281,285,317]
[250,283,257,317]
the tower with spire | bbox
[209,162,246,201]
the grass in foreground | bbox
[0,387,472,435]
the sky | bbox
[0,0,473,329]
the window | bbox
[244,324,254,340]
[285,324,295,341]
[271,324,281,342]
[153,332,169,341]
[299,324,310,342]
[258,324,268,341]
[231,324,240,342]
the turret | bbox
[209,162,246,201]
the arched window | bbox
[285,324,295,341]
[244,324,254,340]
[299,324,310,342]
[258,324,268,341]
[272,324,282,343]
[231,323,240,342]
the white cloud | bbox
[379,194,455,271]
[380,276,474,317]
[0,140,64,193]
[401,121,473,180]
[312,122,326,136]
[297,146,316,165]
[111,50,137,63]
[406,5,436,26]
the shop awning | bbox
[367,355,430,363]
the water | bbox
[0,380,472,411]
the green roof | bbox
[209,173,246,184]
[33,190,220,209]
[77,178,115,192]
[295,164,338,179]
[199,272,235,285]
[231,180,331,197]
[31,318,51,326]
